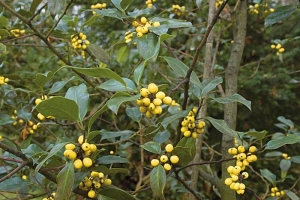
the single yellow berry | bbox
[83,157,93,168]
[78,135,84,144]
[232,166,241,175]
[197,121,205,128]
[153,98,162,106]
[237,146,245,153]
[160,155,168,163]
[227,166,234,174]
[151,159,160,167]
[88,190,96,198]
[242,172,249,179]
[91,171,99,177]
[90,144,97,152]
[35,98,42,105]
[109,150,114,154]
[65,143,76,150]
[22,175,27,180]
[236,189,245,194]
[247,154,257,162]
[163,163,171,171]
[276,44,282,49]
[66,150,77,160]
[153,21,160,27]
[228,148,238,155]
[230,174,238,181]
[183,130,191,137]
[163,96,172,105]
[140,88,150,97]
[137,32,143,38]
[103,178,112,186]
[74,159,83,169]
[224,178,232,186]
[81,143,90,151]
[156,91,166,100]
[170,155,179,164]
[248,146,257,153]
[165,144,174,153]
[271,44,276,49]
[140,17,147,24]
[278,47,285,53]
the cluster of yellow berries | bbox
[71,33,90,58]
[91,3,107,15]
[136,83,177,118]
[171,5,185,16]
[10,29,25,37]
[11,110,40,133]
[145,0,155,9]
[150,144,179,171]
[124,31,134,43]
[180,108,205,138]
[271,43,285,56]
[215,0,223,9]
[79,171,112,198]
[35,96,55,120]
[64,135,97,169]
[270,187,285,197]
[224,145,258,194]
[282,153,290,160]
[249,4,260,15]
[42,192,56,200]
[132,17,160,38]
[0,76,9,85]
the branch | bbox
[0,161,27,182]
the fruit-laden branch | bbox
[0,141,88,198]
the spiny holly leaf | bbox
[56,161,75,200]
[36,96,79,122]
[140,141,162,154]
[265,134,300,150]
[150,165,166,199]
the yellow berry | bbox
[232,166,241,175]
[88,190,96,198]
[148,103,155,110]
[103,178,112,186]
[147,83,158,94]
[224,178,232,186]
[65,143,76,150]
[91,171,99,177]
[165,144,174,153]
[160,155,168,163]
[197,121,205,128]
[242,172,249,179]
[237,153,247,160]
[140,17,147,24]
[90,144,97,152]
[136,98,143,106]
[237,146,245,153]
[94,182,101,188]
[109,150,114,154]
[66,151,77,160]
[78,135,84,144]
[163,96,172,105]
[276,44,282,49]
[278,47,285,53]
[170,155,179,164]
[236,189,245,194]
[191,132,198,138]
[139,106,148,113]
[183,130,191,137]
[74,159,83,169]
[276,192,281,197]
[163,163,171,171]
[22,175,27,180]
[151,159,160,167]
[81,143,90,151]
[230,174,238,181]
[142,98,151,106]
[140,88,150,97]
[271,44,276,49]
[248,146,257,153]
[145,111,153,118]
[132,21,139,27]
[271,187,278,193]
[227,166,234,174]
[228,148,238,155]
[98,172,104,178]
[137,32,143,38]
[239,183,246,190]
[153,98,162,106]
[83,157,93,168]
[247,154,257,162]
[35,98,42,105]
[156,91,166,100]
[153,21,160,27]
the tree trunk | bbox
[221,1,247,200]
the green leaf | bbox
[35,71,53,88]
[0,16,9,27]
[72,67,126,87]
[17,107,32,121]
[46,0,67,15]
[277,116,294,128]
[265,134,300,150]
[90,165,130,176]
[111,0,133,11]
[116,45,129,63]
[56,161,75,200]
[30,0,43,13]
[0,116,14,126]
[98,78,137,92]
[202,77,223,97]
[97,155,129,165]
[99,188,136,200]
[94,8,127,20]
[88,105,109,133]
[260,169,276,184]
[246,130,268,140]
[65,83,89,121]
[286,191,300,200]
[280,159,291,173]
[125,107,142,122]
[173,137,196,166]
[128,8,150,18]
[137,33,159,60]
[107,93,140,115]
[161,110,189,129]
[0,177,28,192]
[101,130,135,141]
[140,141,162,154]
[0,29,10,36]
[21,144,44,158]
[81,15,99,28]
[212,93,251,110]
[153,130,170,144]
[162,56,202,90]
[133,60,147,85]
[264,151,282,157]
[48,76,76,94]
[150,165,166,199]
[265,5,297,27]
[36,97,79,122]
[151,17,192,34]
[206,117,239,138]
[35,142,68,173]
[88,44,110,64]
[291,156,300,164]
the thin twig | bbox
[0,161,27,182]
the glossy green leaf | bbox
[265,5,297,27]
[90,165,130,176]
[88,44,110,64]
[290,156,300,164]
[125,107,142,122]
[212,93,251,110]
[21,144,44,158]
[94,8,127,20]
[202,77,223,97]
[48,76,76,94]
[173,137,196,166]
[0,29,10,36]
[47,0,67,15]
[153,130,170,144]
[137,33,159,60]
[277,116,294,128]
[264,151,282,157]
[36,97,79,122]
[72,67,126,87]
[56,161,75,200]
[107,93,140,115]
[65,83,89,121]
[97,155,129,165]
[88,105,109,133]
[140,141,162,154]
[0,116,14,126]
[246,130,268,140]
[286,191,300,200]
[81,15,99,27]
[162,56,202,89]
[98,78,137,92]
[0,177,28,191]
[265,134,300,150]
[17,107,32,121]
[101,130,135,141]
[30,0,43,13]
[99,188,135,200]
[35,71,53,88]
[35,142,68,173]
[127,8,149,18]
[150,165,166,199]
[133,60,148,85]
[280,159,291,173]
[161,110,189,129]
[206,117,239,138]
[116,45,129,63]
[260,169,276,184]
[0,16,9,27]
